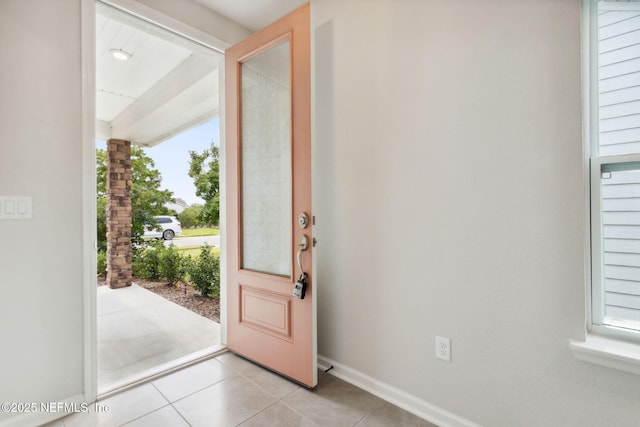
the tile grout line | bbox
[233,400,280,426]
[318,366,389,427]
[168,401,194,427]
[352,397,386,427]
[277,369,387,427]
[150,381,172,404]
[277,392,321,426]
[351,410,372,427]
[149,366,245,427]
[163,356,295,427]
[229,367,311,424]
[217,355,318,426]
[118,370,240,426]
[170,357,278,427]
[159,371,240,405]
[235,369,301,401]
[113,383,173,426]
[116,402,172,427]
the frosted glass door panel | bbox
[241,41,291,276]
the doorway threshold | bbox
[99,344,227,398]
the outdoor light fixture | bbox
[109,48,132,61]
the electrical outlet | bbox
[435,336,451,362]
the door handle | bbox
[297,235,308,275]
[294,235,309,299]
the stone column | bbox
[106,139,132,289]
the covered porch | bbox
[95,3,223,391]
[96,1,222,288]
[97,283,221,392]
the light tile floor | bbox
[55,352,437,427]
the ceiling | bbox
[194,0,308,32]
[95,0,306,147]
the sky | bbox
[97,118,219,206]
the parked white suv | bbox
[143,215,182,240]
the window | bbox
[589,0,640,339]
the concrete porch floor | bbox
[98,284,221,391]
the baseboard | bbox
[317,355,479,427]
[0,393,86,427]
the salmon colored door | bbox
[225,4,315,387]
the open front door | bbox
[225,4,315,387]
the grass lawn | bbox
[178,245,221,258]
[178,228,219,237]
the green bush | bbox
[132,240,164,280]
[97,250,107,277]
[158,244,187,286]
[178,205,204,228]
[188,244,220,298]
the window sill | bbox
[570,334,640,375]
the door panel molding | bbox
[240,285,293,340]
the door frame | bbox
[81,0,234,401]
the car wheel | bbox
[163,229,175,240]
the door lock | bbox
[293,273,308,299]
[298,212,309,229]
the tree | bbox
[178,204,204,228]
[96,149,108,252]
[188,142,220,226]
[130,146,175,245]
[96,146,175,250]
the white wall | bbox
[312,0,640,426]
[0,0,85,425]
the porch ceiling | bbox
[95,0,306,147]
[96,3,222,147]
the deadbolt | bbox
[298,212,309,229]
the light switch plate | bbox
[0,196,32,219]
